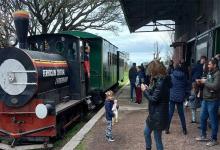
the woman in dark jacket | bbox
[141,60,171,150]
[166,64,187,135]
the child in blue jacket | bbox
[105,90,115,142]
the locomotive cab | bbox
[27,34,87,101]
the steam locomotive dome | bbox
[0,47,69,107]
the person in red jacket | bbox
[84,43,91,94]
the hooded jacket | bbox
[170,68,187,103]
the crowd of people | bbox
[104,55,220,150]
[128,63,150,104]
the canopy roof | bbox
[119,0,198,32]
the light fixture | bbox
[153,26,159,31]
[153,21,159,31]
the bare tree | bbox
[0,0,123,46]
[153,41,161,60]
[0,0,19,47]
[3,0,123,34]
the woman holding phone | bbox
[141,60,171,150]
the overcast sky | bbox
[87,25,173,65]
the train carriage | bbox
[62,31,121,105]
[117,51,126,82]
[185,27,220,66]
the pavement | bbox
[63,84,220,150]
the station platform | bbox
[63,84,220,150]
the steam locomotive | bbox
[0,11,126,146]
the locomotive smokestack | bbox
[13,10,29,49]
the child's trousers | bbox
[105,120,113,138]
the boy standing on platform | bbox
[104,90,115,142]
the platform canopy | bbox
[119,0,198,32]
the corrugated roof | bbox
[119,0,198,32]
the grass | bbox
[52,122,86,150]
[52,113,95,150]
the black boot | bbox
[183,128,187,135]
[165,129,170,134]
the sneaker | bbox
[196,136,209,141]
[107,137,115,142]
[206,140,218,146]
[184,101,189,107]
[105,135,109,140]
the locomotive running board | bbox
[56,99,82,114]
[0,143,53,150]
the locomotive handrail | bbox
[11,70,37,73]
[0,129,10,135]
[0,125,55,137]
[12,83,37,85]
[0,112,35,114]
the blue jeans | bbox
[168,101,186,130]
[200,100,219,140]
[130,83,136,100]
[144,124,163,150]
